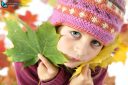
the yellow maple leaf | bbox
[112,38,128,63]
[20,0,32,6]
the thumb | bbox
[81,64,91,78]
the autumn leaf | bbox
[19,11,37,30]
[0,34,6,52]
[20,0,32,6]
[1,6,19,14]
[0,53,10,68]
[4,16,68,67]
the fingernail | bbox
[38,54,43,61]
[38,54,42,57]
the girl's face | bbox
[57,26,103,68]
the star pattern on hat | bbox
[91,17,98,23]
[62,6,67,12]
[79,12,85,18]
[95,0,102,3]
[69,8,75,14]
[111,29,115,33]
[102,23,108,29]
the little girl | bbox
[14,0,125,85]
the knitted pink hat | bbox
[50,0,125,45]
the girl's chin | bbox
[64,62,80,68]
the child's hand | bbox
[70,65,94,85]
[37,54,59,82]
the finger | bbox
[88,69,91,78]
[81,64,91,78]
[81,67,93,85]
[38,54,54,69]
[37,62,47,73]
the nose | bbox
[74,41,89,58]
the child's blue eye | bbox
[91,40,101,47]
[70,31,81,38]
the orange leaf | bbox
[19,11,37,30]
[0,35,6,52]
[0,53,10,68]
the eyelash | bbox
[70,31,81,39]
[91,40,101,47]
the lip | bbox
[70,57,81,61]
[63,54,81,62]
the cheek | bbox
[83,48,102,61]
[57,36,73,53]
[91,49,101,57]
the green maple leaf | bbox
[5,16,68,67]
